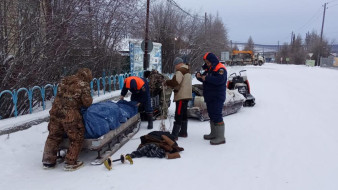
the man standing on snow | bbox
[120,76,153,129]
[196,52,227,145]
[42,68,93,171]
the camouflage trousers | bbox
[160,88,172,117]
[42,116,85,165]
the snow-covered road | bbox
[1,63,338,190]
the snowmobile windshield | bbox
[239,70,247,77]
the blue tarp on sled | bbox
[82,100,138,139]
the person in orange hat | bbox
[196,52,227,145]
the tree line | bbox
[276,31,331,65]
[0,0,229,118]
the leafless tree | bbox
[305,31,331,65]
[244,36,254,52]
[0,0,142,119]
[276,43,289,64]
[139,1,229,73]
[0,0,229,119]
[276,31,331,65]
[289,35,306,65]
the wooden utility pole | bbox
[291,31,294,44]
[204,12,207,35]
[320,3,327,43]
[317,2,327,66]
[143,0,150,70]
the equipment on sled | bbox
[227,70,255,107]
[140,95,161,121]
[141,70,172,124]
[59,113,141,165]
[103,154,133,170]
[187,84,245,121]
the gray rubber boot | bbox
[210,122,226,145]
[203,121,216,140]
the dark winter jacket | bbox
[121,76,152,113]
[197,53,227,103]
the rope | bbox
[160,83,167,131]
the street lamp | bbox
[174,37,178,56]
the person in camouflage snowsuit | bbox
[42,68,93,170]
[144,70,172,119]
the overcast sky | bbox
[174,0,338,45]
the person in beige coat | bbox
[165,57,192,139]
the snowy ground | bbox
[1,63,338,190]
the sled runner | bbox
[60,113,140,165]
[59,101,141,165]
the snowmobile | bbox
[187,84,245,121]
[227,70,255,107]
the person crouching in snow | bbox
[120,76,153,129]
[42,68,93,171]
[196,52,227,145]
[165,57,192,140]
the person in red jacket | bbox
[120,76,153,129]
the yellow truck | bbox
[227,50,264,66]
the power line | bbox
[296,7,322,32]
[328,3,338,7]
[327,0,338,3]
[166,0,191,16]
[165,0,204,20]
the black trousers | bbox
[174,100,188,124]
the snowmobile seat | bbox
[187,84,245,121]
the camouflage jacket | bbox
[148,71,168,97]
[49,72,92,121]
